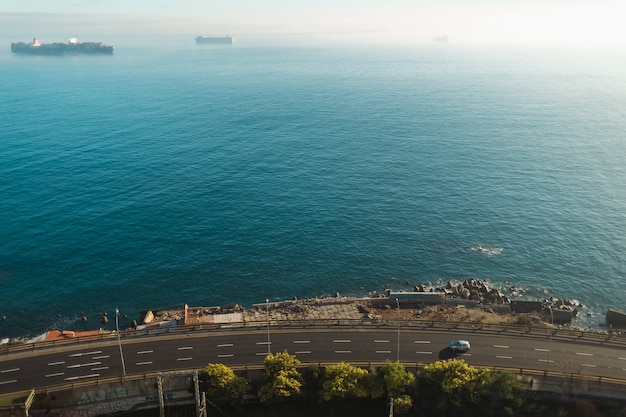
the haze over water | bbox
[1,38,626,339]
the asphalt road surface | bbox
[1,326,625,394]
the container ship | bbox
[195,35,233,45]
[11,38,114,55]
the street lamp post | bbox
[546,305,554,372]
[395,298,400,362]
[266,299,271,355]
[115,308,127,376]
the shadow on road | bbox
[438,347,458,360]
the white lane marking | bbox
[376,351,392,354]
[0,380,17,385]
[1,368,19,373]
[92,355,110,360]
[618,357,626,361]
[91,367,109,371]
[217,344,234,347]
[582,364,597,368]
[67,362,101,369]
[496,356,513,359]
[333,340,351,343]
[64,374,99,381]
[48,361,65,366]
[137,350,153,355]
[414,340,431,344]
[177,346,193,350]
[534,348,550,352]
[538,359,555,363]
[295,351,311,354]
[294,340,310,344]
[256,352,270,356]
[217,354,234,358]
[576,352,593,357]
[416,351,433,355]
[177,357,193,361]
[494,345,509,349]
[374,340,390,343]
[256,342,271,345]
[136,361,153,366]
[335,350,352,354]
[45,373,65,378]
[69,351,102,357]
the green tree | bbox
[393,394,413,415]
[379,360,415,398]
[321,362,370,401]
[198,363,247,406]
[424,359,485,408]
[258,351,303,403]
[473,370,525,416]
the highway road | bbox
[1,325,626,395]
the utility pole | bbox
[115,308,126,376]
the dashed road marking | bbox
[177,357,193,361]
[374,340,390,343]
[91,367,109,371]
[538,359,555,363]
[64,374,99,381]
[48,361,65,366]
[136,361,153,366]
[534,348,550,352]
[293,340,310,344]
[414,341,431,344]
[137,350,153,355]
[0,380,17,385]
[582,364,597,368]
[45,373,65,378]
[333,340,351,343]
[177,346,193,350]
[496,356,513,359]
[376,350,392,354]
[92,355,110,360]
[67,362,101,369]
[295,351,311,354]
[69,351,102,357]
[217,344,234,347]
[576,352,593,357]
[217,354,234,358]
[334,350,352,354]
[494,345,509,349]
[415,351,433,355]
[1,368,19,373]
[256,342,271,345]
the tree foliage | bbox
[198,363,247,406]
[393,394,413,415]
[424,359,525,415]
[258,351,303,403]
[321,362,369,401]
[379,360,416,398]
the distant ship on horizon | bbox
[195,35,234,45]
[11,37,114,55]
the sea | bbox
[1,36,626,340]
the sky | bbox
[1,0,625,46]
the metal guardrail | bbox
[2,318,626,356]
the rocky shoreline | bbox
[1,278,622,345]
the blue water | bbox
[1,38,626,338]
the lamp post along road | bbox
[116,308,126,376]
[395,298,400,362]
[266,299,271,355]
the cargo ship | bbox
[195,35,233,45]
[11,38,114,55]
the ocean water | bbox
[1,38,626,338]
